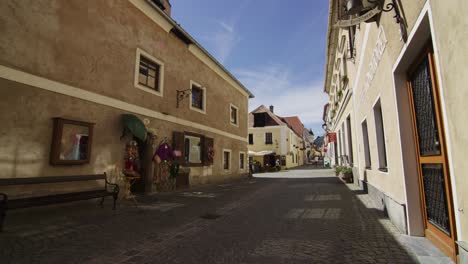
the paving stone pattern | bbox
[0,169,450,263]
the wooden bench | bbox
[0,173,119,232]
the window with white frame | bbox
[184,135,202,164]
[190,81,206,113]
[239,152,245,169]
[230,104,238,126]
[373,99,388,171]
[223,150,231,170]
[362,120,372,169]
[134,48,164,96]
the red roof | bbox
[282,116,305,138]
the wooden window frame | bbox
[183,131,205,167]
[50,118,95,165]
[361,119,372,169]
[239,152,246,170]
[222,149,231,171]
[248,133,254,145]
[189,81,206,114]
[265,132,273,145]
[230,104,239,127]
[134,48,164,97]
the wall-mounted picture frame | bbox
[50,118,95,165]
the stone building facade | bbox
[0,0,253,194]
[323,0,468,262]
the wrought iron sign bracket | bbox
[369,0,407,41]
[176,89,192,108]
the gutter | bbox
[323,0,340,94]
[145,0,255,98]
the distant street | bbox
[0,166,450,263]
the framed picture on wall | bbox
[50,118,95,165]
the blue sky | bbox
[172,0,329,135]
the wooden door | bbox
[407,45,457,260]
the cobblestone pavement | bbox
[0,167,451,263]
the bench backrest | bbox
[0,174,106,186]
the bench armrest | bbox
[0,193,7,209]
[105,180,120,194]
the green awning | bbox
[121,114,147,141]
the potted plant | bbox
[335,166,342,177]
[341,167,353,183]
[337,90,343,99]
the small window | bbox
[374,100,388,171]
[139,56,160,91]
[134,48,164,96]
[230,104,238,126]
[265,132,273,144]
[362,120,372,169]
[184,135,202,164]
[346,115,354,164]
[280,155,286,166]
[248,134,253,145]
[223,150,231,170]
[239,152,245,169]
[190,81,206,113]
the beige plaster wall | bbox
[348,0,429,205]
[0,0,248,139]
[0,78,248,190]
[429,0,468,241]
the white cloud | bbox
[234,65,328,128]
[218,21,234,33]
[202,20,240,64]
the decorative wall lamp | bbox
[176,88,192,108]
[341,0,407,41]
[322,123,329,132]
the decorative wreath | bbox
[207,147,215,162]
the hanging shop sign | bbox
[327,133,337,143]
[334,6,381,28]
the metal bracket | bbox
[176,89,192,108]
[368,0,407,42]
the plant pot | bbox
[342,172,353,183]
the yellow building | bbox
[248,105,305,171]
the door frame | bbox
[406,42,457,260]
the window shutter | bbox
[203,137,214,166]
[172,131,185,164]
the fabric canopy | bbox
[248,150,275,156]
[121,114,147,141]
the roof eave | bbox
[324,0,340,95]
[147,1,255,98]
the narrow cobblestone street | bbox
[0,167,450,263]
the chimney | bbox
[150,0,172,16]
[162,0,171,16]
[269,105,274,113]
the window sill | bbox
[189,106,206,114]
[378,168,388,172]
[230,122,239,127]
[134,84,163,97]
[365,167,372,170]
